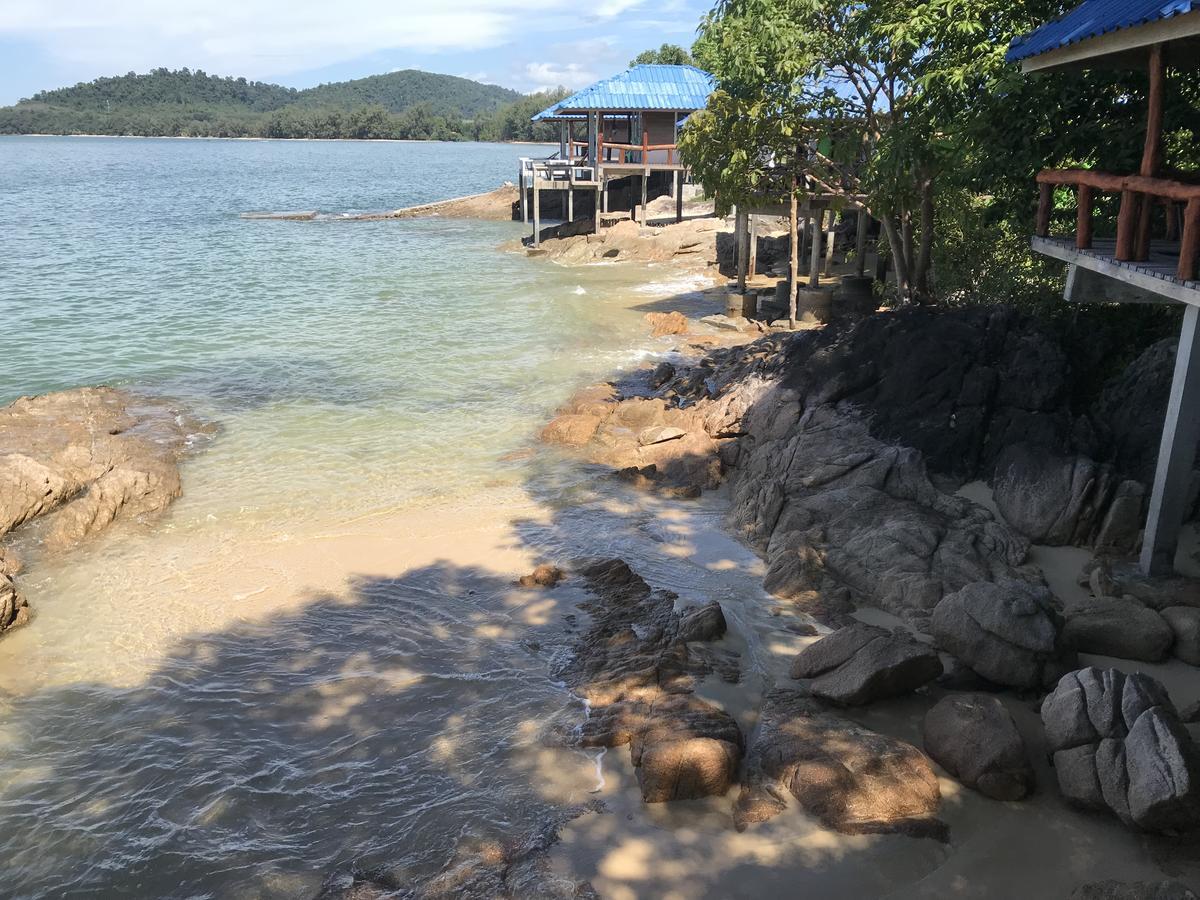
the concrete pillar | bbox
[1142,304,1200,574]
[823,213,836,276]
[640,172,649,224]
[532,179,541,248]
[567,186,574,223]
[855,208,869,277]
[747,215,758,278]
[519,165,527,224]
[808,212,823,289]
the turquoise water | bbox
[0,136,717,897]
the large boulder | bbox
[539,414,601,447]
[0,572,29,634]
[788,623,942,705]
[1042,667,1200,832]
[1162,606,1200,666]
[923,693,1035,801]
[734,690,944,837]
[930,581,1074,689]
[1062,595,1174,662]
[992,444,1117,546]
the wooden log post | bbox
[675,171,683,223]
[1116,190,1140,260]
[1076,185,1094,250]
[1036,183,1053,237]
[1136,44,1167,260]
[1141,304,1200,575]
[789,186,799,328]
[855,208,869,277]
[1180,198,1200,282]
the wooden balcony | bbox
[1034,168,1200,302]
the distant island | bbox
[0,68,567,142]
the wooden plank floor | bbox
[1038,235,1198,287]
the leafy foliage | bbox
[630,44,696,67]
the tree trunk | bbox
[913,177,935,303]
[879,215,911,301]
[789,178,799,329]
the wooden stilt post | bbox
[1136,43,1167,260]
[808,212,823,289]
[1141,304,1200,575]
[855,208,868,277]
[675,171,683,224]
[532,178,541,248]
[735,207,748,293]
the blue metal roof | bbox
[1007,0,1198,64]
[532,65,714,120]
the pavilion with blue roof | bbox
[517,65,715,242]
[1009,0,1200,575]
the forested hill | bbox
[0,67,557,141]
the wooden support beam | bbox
[1181,198,1200,282]
[1116,190,1139,260]
[1142,44,1166,178]
[1036,183,1053,237]
[855,209,869,277]
[675,171,683,224]
[1141,304,1200,575]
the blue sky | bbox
[0,1,711,105]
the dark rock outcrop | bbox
[923,693,1035,801]
[1042,667,1200,832]
[734,689,945,837]
[788,623,942,705]
[992,444,1118,546]
[1071,881,1199,900]
[930,581,1074,690]
[1162,606,1200,666]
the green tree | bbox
[630,44,696,67]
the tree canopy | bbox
[630,44,696,67]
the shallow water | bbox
[0,136,727,897]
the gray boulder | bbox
[1042,666,1200,832]
[1162,606,1200,666]
[789,623,942,706]
[930,581,1074,689]
[923,693,1035,801]
[1063,595,1174,662]
[992,444,1117,546]
[676,601,727,644]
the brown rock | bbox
[644,311,690,337]
[539,414,601,447]
[789,623,943,706]
[518,564,565,588]
[638,737,740,802]
[923,693,1035,801]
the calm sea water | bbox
[0,136,732,898]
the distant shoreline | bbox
[1,133,556,146]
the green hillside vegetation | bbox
[0,68,565,142]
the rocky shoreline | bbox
[0,386,211,634]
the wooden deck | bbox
[1033,235,1200,305]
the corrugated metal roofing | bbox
[532,65,714,120]
[1007,0,1198,63]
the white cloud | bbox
[522,61,599,93]
[0,0,591,80]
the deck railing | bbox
[1036,168,1200,281]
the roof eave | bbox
[1016,8,1200,73]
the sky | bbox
[0,0,712,105]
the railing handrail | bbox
[1038,168,1200,202]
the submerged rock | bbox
[923,693,1035,801]
[1042,667,1200,832]
[518,565,565,589]
[788,623,942,705]
[734,689,945,837]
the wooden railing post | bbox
[1116,190,1140,260]
[1180,198,1200,282]
[1036,183,1053,237]
[1077,185,1094,249]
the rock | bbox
[644,311,689,337]
[992,444,1117,545]
[637,426,686,446]
[637,736,740,802]
[539,414,601,447]
[788,623,942,705]
[1162,606,1200,665]
[561,560,742,803]
[923,694,1034,801]
[1093,480,1147,555]
[700,314,751,333]
[1092,338,1179,487]
[0,573,29,633]
[1063,595,1174,662]
[1072,881,1199,900]
[734,690,945,837]
[930,581,1074,689]
[518,564,565,588]
[1042,666,1200,832]
[676,601,726,643]
[649,361,676,389]
[1181,700,1200,724]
